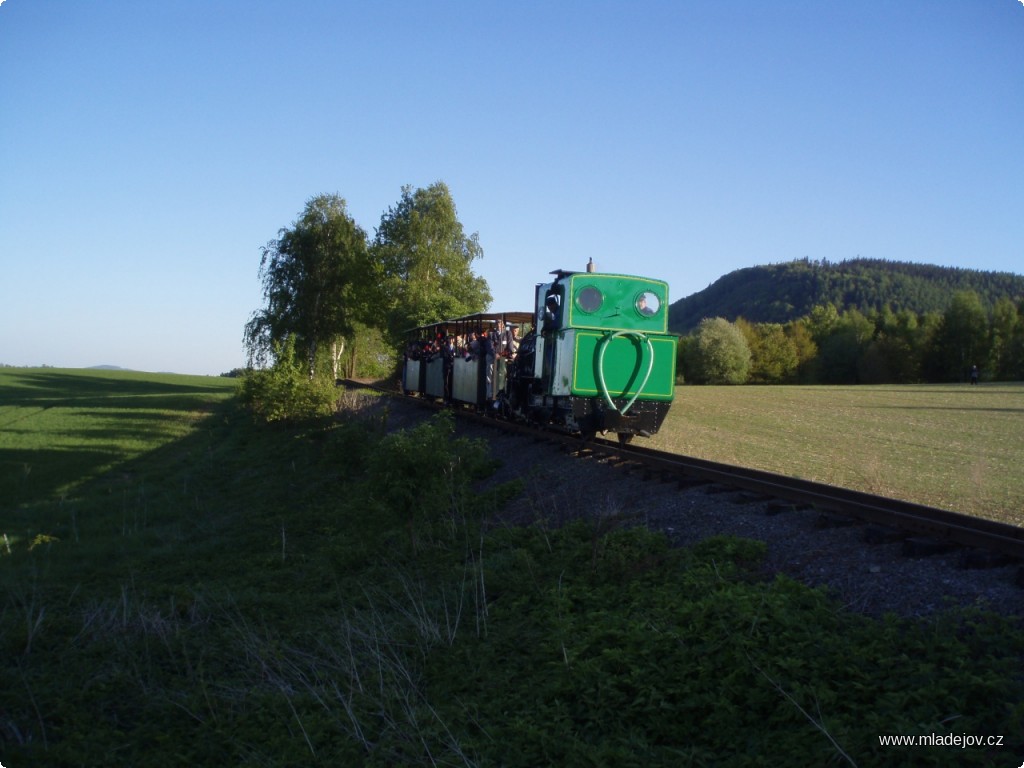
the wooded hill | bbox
[669,258,1024,334]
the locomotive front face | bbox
[534,272,677,438]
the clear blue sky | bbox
[2,1,1022,375]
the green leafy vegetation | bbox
[670,258,1024,333]
[2,371,1022,766]
[239,335,339,423]
[688,317,752,384]
[244,183,490,389]
[672,260,1024,384]
[373,182,492,344]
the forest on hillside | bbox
[669,258,1024,334]
[667,260,1024,385]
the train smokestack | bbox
[586,258,596,273]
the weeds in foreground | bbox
[1,394,1022,766]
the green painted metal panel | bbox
[564,273,670,333]
[571,331,676,401]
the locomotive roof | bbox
[548,270,664,283]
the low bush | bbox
[238,336,338,422]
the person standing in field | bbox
[970,364,979,385]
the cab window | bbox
[575,286,603,313]
[543,289,563,329]
[636,291,660,316]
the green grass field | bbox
[1,369,1022,765]
[650,383,1024,525]
[0,368,238,547]
[3,370,1020,531]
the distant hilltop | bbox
[669,258,1024,334]
[0,364,142,371]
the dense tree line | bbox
[244,184,490,377]
[678,292,1024,384]
[670,258,1024,334]
[242,183,491,419]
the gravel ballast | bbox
[347,389,1024,622]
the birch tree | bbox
[244,194,374,380]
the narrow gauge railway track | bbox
[590,437,1024,562]
[344,381,1024,569]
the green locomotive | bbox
[400,265,677,443]
[507,267,677,442]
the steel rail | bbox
[342,381,1024,561]
[589,438,1024,560]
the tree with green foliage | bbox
[683,292,1023,385]
[675,334,695,383]
[783,319,818,383]
[692,317,751,384]
[815,308,874,384]
[670,257,1024,334]
[916,311,944,381]
[736,319,799,384]
[923,291,991,382]
[372,182,491,342]
[990,297,1020,380]
[858,308,922,383]
[337,321,397,380]
[238,335,338,422]
[244,194,374,380]
[1009,300,1024,380]
[805,303,841,344]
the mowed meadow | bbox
[651,383,1024,526]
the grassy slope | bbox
[1,368,238,525]
[1,371,1022,766]
[650,383,1024,524]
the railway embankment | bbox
[349,384,1024,620]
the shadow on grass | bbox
[0,446,122,508]
[0,371,238,510]
[0,390,334,593]
[0,371,232,411]
[0,399,248,559]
